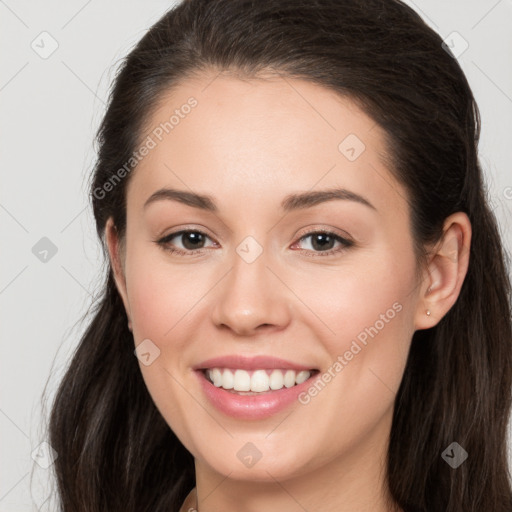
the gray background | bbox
[1,1,511,510]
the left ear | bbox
[414,211,472,330]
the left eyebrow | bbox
[143,186,377,213]
[281,187,377,212]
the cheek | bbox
[296,248,415,347]
[124,253,203,441]
[300,248,417,401]
[289,259,417,464]
[129,270,175,337]
[125,243,201,341]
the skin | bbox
[105,72,471,512]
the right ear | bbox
[105,217,131,322]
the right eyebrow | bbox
[143,188,218,212]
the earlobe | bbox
[105,217,131,322]
[414,212,471,331]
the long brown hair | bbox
[44,1,512,510]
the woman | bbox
[46,0,512,511]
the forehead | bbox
[127,73,408,219]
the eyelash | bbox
[154,228,354,258]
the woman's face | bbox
[110,73,428,483]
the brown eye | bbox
[308,233,337,251]
[176,231,206,250]
[293,230,354,257]
[156,229,216,255]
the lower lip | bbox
[194,370,318,420]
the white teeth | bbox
[295,370,310,384]
[283,369,296,388]
[211,368,223,387]
[233,369,251,391]
[205,368,312,392]
[250,370,270,392]
[222,369,234,389]
[269,369,284,390]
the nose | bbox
[211,246,293,337]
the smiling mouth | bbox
[201,367,319,394]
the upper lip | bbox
[193,355,317,371]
